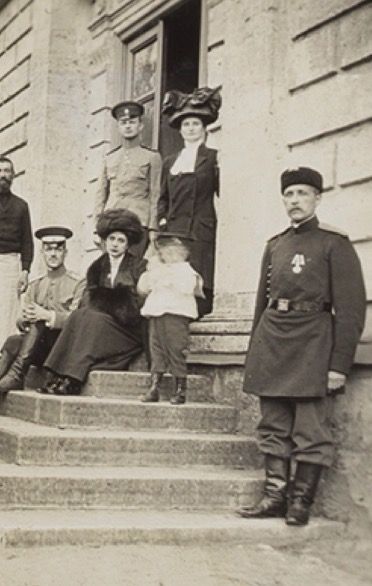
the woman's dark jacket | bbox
[157,143,219,291]
[157,143,219,243]
[83,252,145,327]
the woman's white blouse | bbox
[170,140,204,175]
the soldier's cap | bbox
[35,226,73,244]
[111,101,144,121]
[96,208,143,245]
[281,166,323,194]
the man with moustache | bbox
[0,226,84,393]
[237,167,366,526]
[0,156,33,347]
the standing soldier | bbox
[0,156,33,347]
[94,101,162,258]
[238,167,366,526]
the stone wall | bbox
[0,0,34,199]
[0,0,93,274]
[212,0,372,327]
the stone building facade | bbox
[1,0,371,325]
[1,0,372,523]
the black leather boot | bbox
[54,376,82,396]
[286,462,323,526]
[0,349,14,380]
[237,455,290,518]
[170,376,186,405]
[37,372,64,394]
[141,373,162,402]
[0,324,44,393]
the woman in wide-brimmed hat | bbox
[41,209,145,395]
[158,87,221,317]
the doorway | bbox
[124,0,202,156]
[160,0,201,157]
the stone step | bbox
[0,464,262,510]
[83,371,213,402]
[0,509,343,548]
[0,416,261,468]
[190,334,248,354]
[190,319,251,335]
[0,392,238,433]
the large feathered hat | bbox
[96,209,143,245]
[162,86,222,129]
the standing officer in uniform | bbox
[0,156,33,347]
[0,226,84,393]
[94,101,162,258]
[237,167,366,526]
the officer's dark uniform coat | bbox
[244,216,366,399]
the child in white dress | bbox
[137,232,204,404]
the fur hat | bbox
[162,87,222,129]
[281,167,323,193]
[96,209,143,245]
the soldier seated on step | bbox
[138,231,204,405]
[0,226,85,394]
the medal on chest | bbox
[291,253,306,274]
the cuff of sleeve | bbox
[45,311,56,329]
[329,352,353,376]
[21,264,30,272]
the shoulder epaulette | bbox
[65,270,82,281]
[140,144,159,153]
[28,274,45,284]
[267,227,291,242]
[105,145,122,157]
[318,222,348,238]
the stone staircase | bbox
[0,371,343,548]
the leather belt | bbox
[268,298,332,313]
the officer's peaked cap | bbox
[35,226,73,243]
[281,167,323,193]
[96,208,143,245]
[111,101,144,120]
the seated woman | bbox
[41,208,145,395]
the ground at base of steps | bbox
[0,537,371,586]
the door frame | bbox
[124,23,164,149]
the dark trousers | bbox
[130,227,149,259]
[2,328,60,367]
[149,314,190,377]
[258,396,334,467]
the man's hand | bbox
[22,303,52,323]
[17,270,29,296]
[149,230,157,243]
[326,370,346,396]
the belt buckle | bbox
[277,298,290,312]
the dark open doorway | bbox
[160,0,201,157]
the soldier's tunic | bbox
[243,216,366,466]
[2,266,84,366]
[95,144,162,251]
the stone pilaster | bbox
[211,0,289,319]
[26,0,92,274]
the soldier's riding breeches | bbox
[258,396,334,467]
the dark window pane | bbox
[132,41,157,100]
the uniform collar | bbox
[291,215,319,234]
[46,265,67,279]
